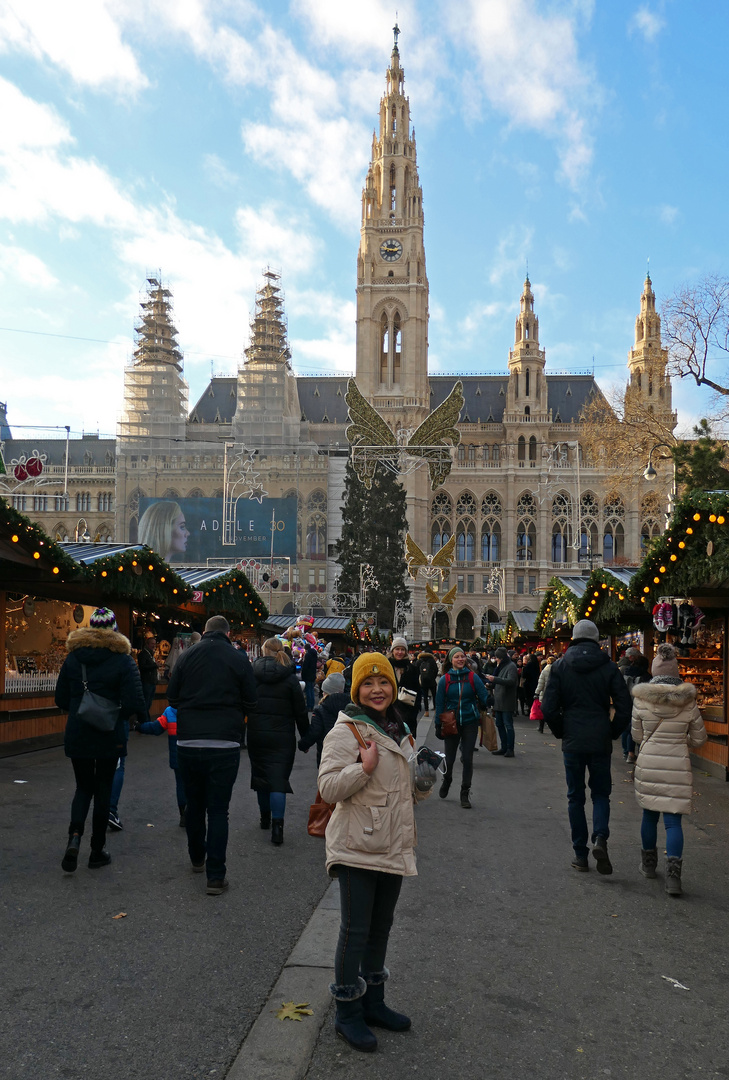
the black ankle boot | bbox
[439,776,451,799]
[61,833,81,873]
[88,848,112,869]
[260,811,271,830]
[460,787,472,809]
[362,970,411,1032]
[332,980,377,1052]
[271,818,284,845]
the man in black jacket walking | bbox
[167,616,257,895]
[542,620,632,874]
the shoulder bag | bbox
[77,663,121,733]
[307,722,370,838]
[439,672,466,737]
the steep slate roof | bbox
[4,437,116,467]
[189,377,237,424]
[430,374,599,425]
[187,372,602,427]
[297,377,350,424]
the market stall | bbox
[629,492,729,779]
[0,499,270,755]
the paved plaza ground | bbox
[3,715,729,1079]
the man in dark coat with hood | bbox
[167,615,257,895]
[542,619,632,874]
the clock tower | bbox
[355,25,429,426]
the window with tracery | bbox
[603,492,625,563]
[579,491,599,559]
[517,492,536,517]
[641,493,662,550]
[432,493,453,517]
[456,492,477,517]
[480,493,502,562]
[551,492,572,563]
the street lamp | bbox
[644,441,678,520]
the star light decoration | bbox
[222,446,268,547]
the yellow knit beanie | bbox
[350,652,398,704]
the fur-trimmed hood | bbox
[66,627,132,655]
[631,679,696,708]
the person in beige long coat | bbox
[631,643,707,896]
[318,652,426,1053]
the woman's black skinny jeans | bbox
[334,865,403,988]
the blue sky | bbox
[0,0,726,439]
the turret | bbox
[626,273,676,427]
[505,276,548,422]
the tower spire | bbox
[355,26,429,412]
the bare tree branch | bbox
[663,274,729,396]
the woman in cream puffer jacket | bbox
[631,646,707,894]
[318,652,427,1054]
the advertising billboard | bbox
[137,497,297,563]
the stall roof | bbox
[509,611,538,632]
[60,542,144,565]
[553,575,589,599]
[175,566,244,588]
[262,614,356,633]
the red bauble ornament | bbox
[26,455,43,478]
[14,463,28,482]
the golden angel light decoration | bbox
[345,379,464,490]
[405,533,458,609]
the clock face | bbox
[380,238,403,262]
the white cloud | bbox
[202,153,239,189]
[0,244,58,288]
[630,7,665,42]
[0,0,148,92]
[659,203,678,225]
[235,204,319,274]
[488,226,535,287]
[450,0,599,190]
[292,0,414,56]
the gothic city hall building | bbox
[2,33,675,639]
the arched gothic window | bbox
[380,313,389,383]
[551,492,572,563]
[481,493,502,563]
[455,492,476,562]
[516,492,536,562]
[306,490,327,559]
[393,312,401,384]
[529,435,537,461]
[518,436,525,461]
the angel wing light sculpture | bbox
[405,533,456,582]
[345,379,464,490]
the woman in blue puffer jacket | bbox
[434,646,490,809]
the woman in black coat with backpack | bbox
[248,637,310,845]
[54,607,146,873]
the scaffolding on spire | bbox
[120,274,188,447]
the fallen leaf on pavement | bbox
[276,1001,313,1021]
[661,976,690,991]
[112,913,127,919]
[146,824,154,828]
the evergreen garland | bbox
[630,490,729,607]
[0,497,79,579]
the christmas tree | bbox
[335,460,410,629]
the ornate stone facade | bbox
[1,31,675,637]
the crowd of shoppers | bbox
[55,612,710,1054]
